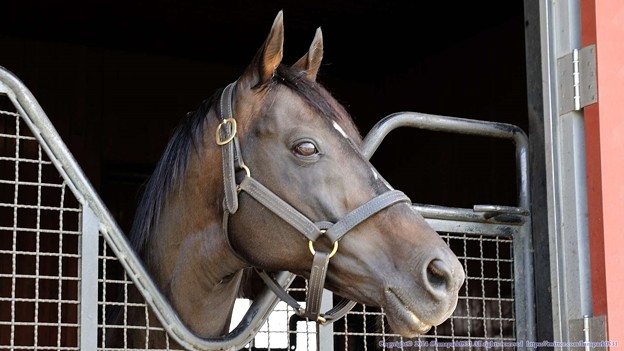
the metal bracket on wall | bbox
[557,44,597,115]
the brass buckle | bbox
[215,118,237,145]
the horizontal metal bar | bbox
[0,273,81,280]
[0,203,82,212]
[0,179,67,188]
[425,218,520,237]
[414,204,528,225]
[412,204,527,237]
[0,297,80,303]
[0,110,20,117]
[473,204,530,216]
[362,111,530,209]
[362,111,528,158]
[0,156,53,164]
[0,132,38,140]
[0,227,81,235]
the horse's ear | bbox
[292,27,323,81]
[240,10,284,88]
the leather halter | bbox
[216,81,412,323]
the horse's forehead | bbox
[265,87,313,117]
[254,85,359,140]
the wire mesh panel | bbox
[183,224,522,351]
[232,279,319,351]
[97,228,188,350]
[0,99,82,350]
[98,249,318,350]
[98,234,317,350]
[333,231,516,351]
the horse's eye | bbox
[293,141,318,157]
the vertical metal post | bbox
[513,220,536,344]
[317,289,334,350]
[539,0,593,346]
[523,0,555,342]
[80,205,99,350]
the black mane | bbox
[128,65,357,255]
[128,89,221,255]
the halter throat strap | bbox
[215,82,412,323]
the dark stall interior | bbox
[0,0,531,347]
[1,1,527,232]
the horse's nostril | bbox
[425,259,451,293]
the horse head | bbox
[223,11,466,337]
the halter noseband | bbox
[216,81,412,324]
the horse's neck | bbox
[145,147,248,337]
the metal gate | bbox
[0,66,534,350]
[352,113,535,349]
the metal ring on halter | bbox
[239,164,251,178]
[308,240,339,259]
[236,165,251,193]
[215,118,237,145]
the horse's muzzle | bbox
[385,245,465,337]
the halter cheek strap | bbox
[216,82,243,213]
[215,81,412,323]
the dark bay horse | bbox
[111,11,465,349]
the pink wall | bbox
[581,0,624,344]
